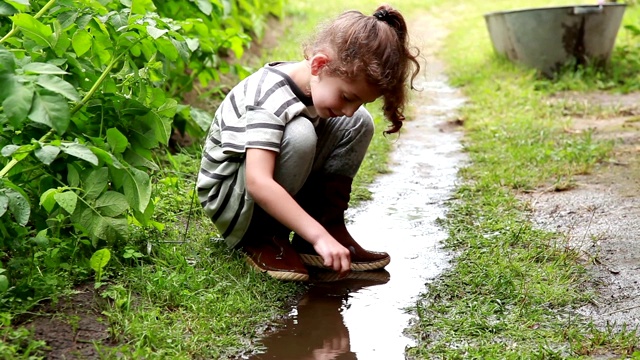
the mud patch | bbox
[18,284,113,359]
[520,91,640,332]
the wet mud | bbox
[248,14,467,359]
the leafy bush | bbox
[0,0,283,311]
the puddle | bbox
[248,75,467,359]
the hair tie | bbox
[373,9,389,21]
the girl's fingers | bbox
[340,254,351,274]
[320,247,351,273]
[331,254,341,272]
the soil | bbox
[519,91,640,332]
[18,284,114,359]
[14,8,640,360]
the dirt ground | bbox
[21,284,113,359]
[519,91,640,332]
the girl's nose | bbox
[343,104,359,117]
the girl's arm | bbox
[245,147,351,274]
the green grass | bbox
[406,0,640,358]
[6,0,640,358]
[104,0,639,358]
[88,2,437,357]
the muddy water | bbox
[248,76,466,359]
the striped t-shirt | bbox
[196,62,318,248]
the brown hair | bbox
[303,4,421,134]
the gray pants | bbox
[273,106,374,196]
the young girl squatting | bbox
[197,5,420,282]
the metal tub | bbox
[484,4,627,77]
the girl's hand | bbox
[312,236,351,275]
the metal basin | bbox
[484,4,627,77]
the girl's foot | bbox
[241,236,309,282]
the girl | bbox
[197,5,420,281]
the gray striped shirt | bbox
[197,62,317,248]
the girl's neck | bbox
[281,60,312,97]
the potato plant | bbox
[0,0,282,308]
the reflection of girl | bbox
[253,271,391,360]
[197,5,420,281]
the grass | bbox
[89,1,436,357]
[5,0,640,358]
[406,0,640,358]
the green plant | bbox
[0,0,282,313]
[90,248,110,287]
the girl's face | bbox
[308,55,380,119]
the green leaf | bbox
[146,25,167,39]
[131,0,156,14]
[90,146,124,169]
[52,21,71,57]
[7,189,30,226]
[141,110,172,145]
[76,14,92,30]
[0,73,16,104]
[123,167,150,213]
[0,275,8,293]
[8,0,29,6]
[0,193,8,217]
[157,98,178,118]
[83,167,108,200]
[67,164,80,187]
[171,39,190,63]
[124,150,158,171]
[194,0,213,15]
[39,187,60,213]
[139,38,156,60]
[228,35,244,59]
[155,37,177,61]
[131,128,158,149]
[34,144,60,165]
[60,142,99,165]
[2,84,33,127]
[54,191,77,214]
[106,128,128,154]
[91,36,112,66]
[11,13,54,48]
[28,92,70,134]
[190,106,212,131]
[0,1,18,16]
[1,144,34,161]
[23,62,68,75]
[71,29,92,57]
[94,216,128,242]
[1,144,18,157]
[58,11,78,29]
[36,74,80,102]
[108,11,128,31]
[185,38,199,52]
[0,47,16,74]
[95,191,128,217]
[90,248,111,273]
[32,229,49,248]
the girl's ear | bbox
[310,53,330,76]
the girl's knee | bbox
[352,107,374,140]
[282,117,317,157]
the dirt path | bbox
[520,91,640,331]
